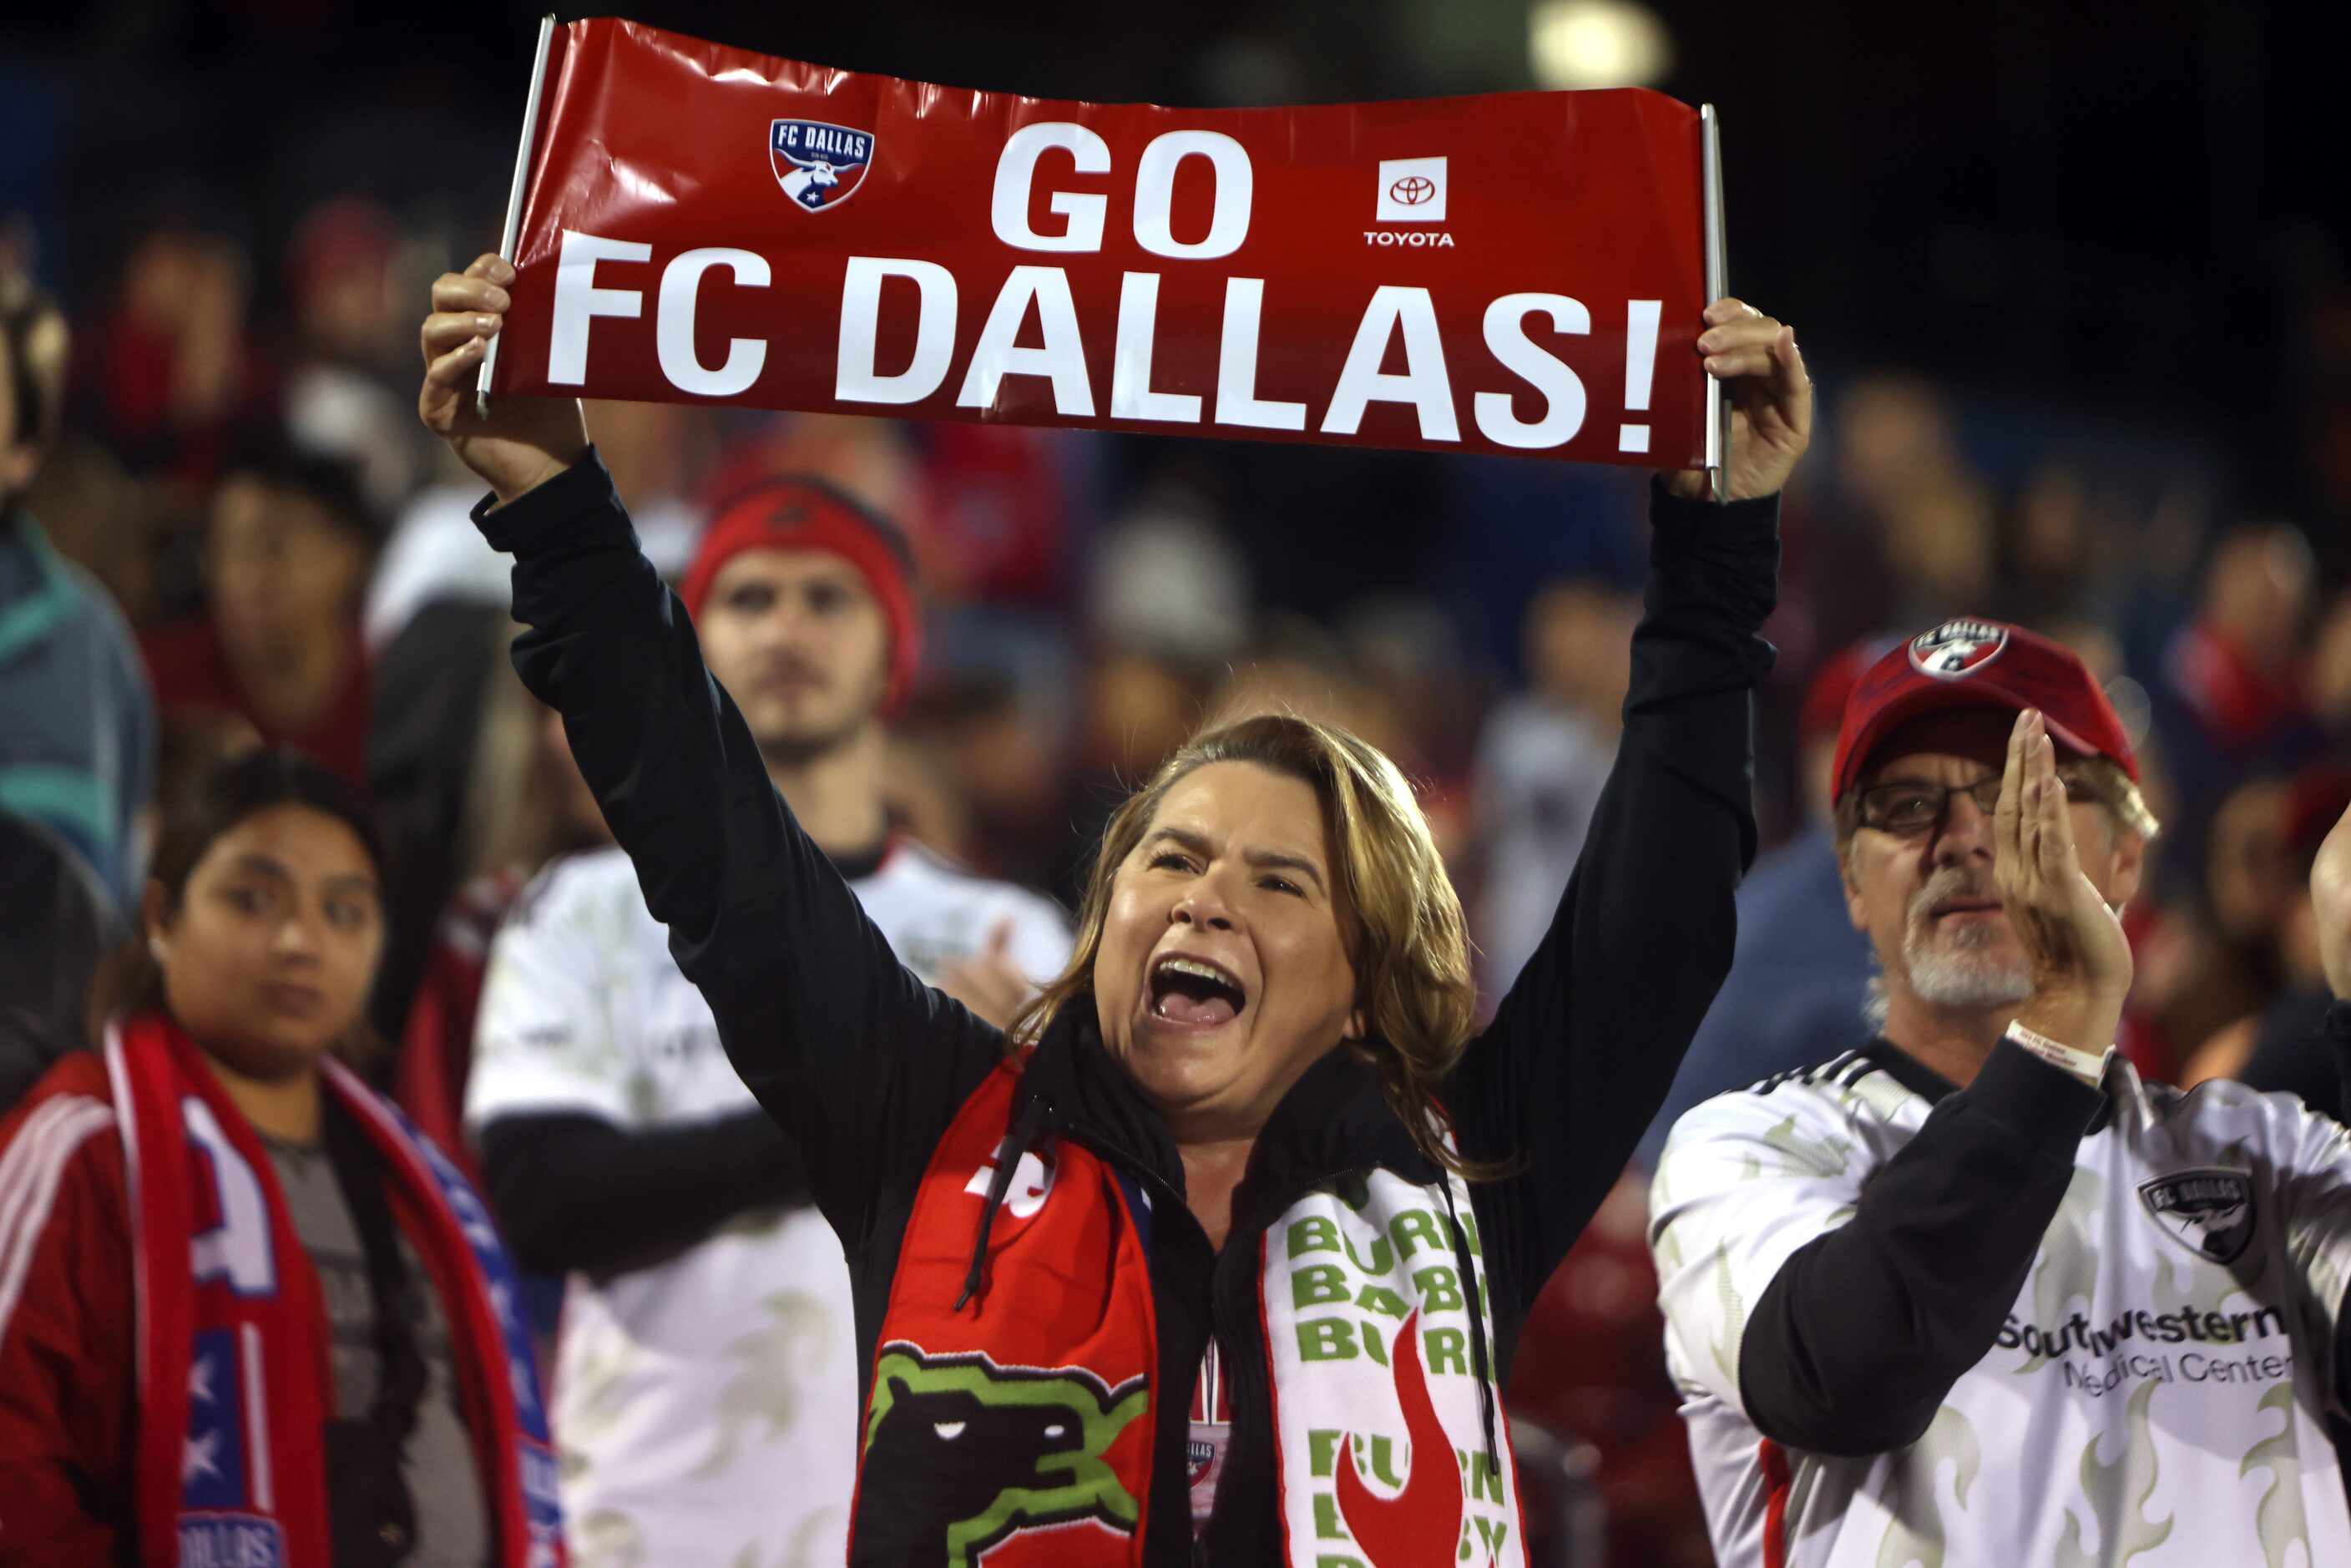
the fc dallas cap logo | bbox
[1909,619,2010,680]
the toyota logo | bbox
[1388,175,1438,206]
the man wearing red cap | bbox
[1651,616,2351,1566]
[463,474,1070,1565]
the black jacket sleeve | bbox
[1737,1041,2105,1454]
[477,452,1005,1252]
[478,1110,806,1277]
[1449,479,1778,1329]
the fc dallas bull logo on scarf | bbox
[770,119,875,210]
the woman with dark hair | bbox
[421,255,1807,1564]
[0,747,563,1566]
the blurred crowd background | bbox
[5,0,2350,1562]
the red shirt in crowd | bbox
[139,618,372,794]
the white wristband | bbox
[2004,1020,2111,1087]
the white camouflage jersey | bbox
[1651,1043,2351,1568]
[466,840,1069,1568]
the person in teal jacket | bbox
[0,267,156,917]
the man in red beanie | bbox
[464,472,1070,1564]
[677,474,926,844]
[1651,616,2351,1566]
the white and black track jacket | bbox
[1651,1015,2351,1568]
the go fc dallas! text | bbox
[543,121,1661,457]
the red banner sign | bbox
[486,18,1710,468]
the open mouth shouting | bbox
[1146,953,1250,1030]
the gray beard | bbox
[1900,874,2032,1010]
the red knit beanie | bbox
[679,476,922,716]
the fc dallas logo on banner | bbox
[770,119,875,211]
[485,17,1711,467]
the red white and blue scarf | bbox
[106,1012,564,1567]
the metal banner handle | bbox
[478,15,558,417]
[1701,104,1729,503]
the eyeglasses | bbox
[1856,771,2096,836]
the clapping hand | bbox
[936,917,1036,1031]
[1994,710,2134,1052]
[2314,797,2351,1002]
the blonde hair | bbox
[1014,711,1486,1178]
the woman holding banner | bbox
[420,254,1805,1565]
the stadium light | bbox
[1528,0,1675,91]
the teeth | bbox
[1156,957,1238,991]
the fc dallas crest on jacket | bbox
[2138,1166,2257,1265]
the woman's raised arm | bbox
[418,256,1002,1245]
[1445,301,1804,1323]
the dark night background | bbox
[7,0,2349,536]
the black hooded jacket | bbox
[477,451,1778,1564]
